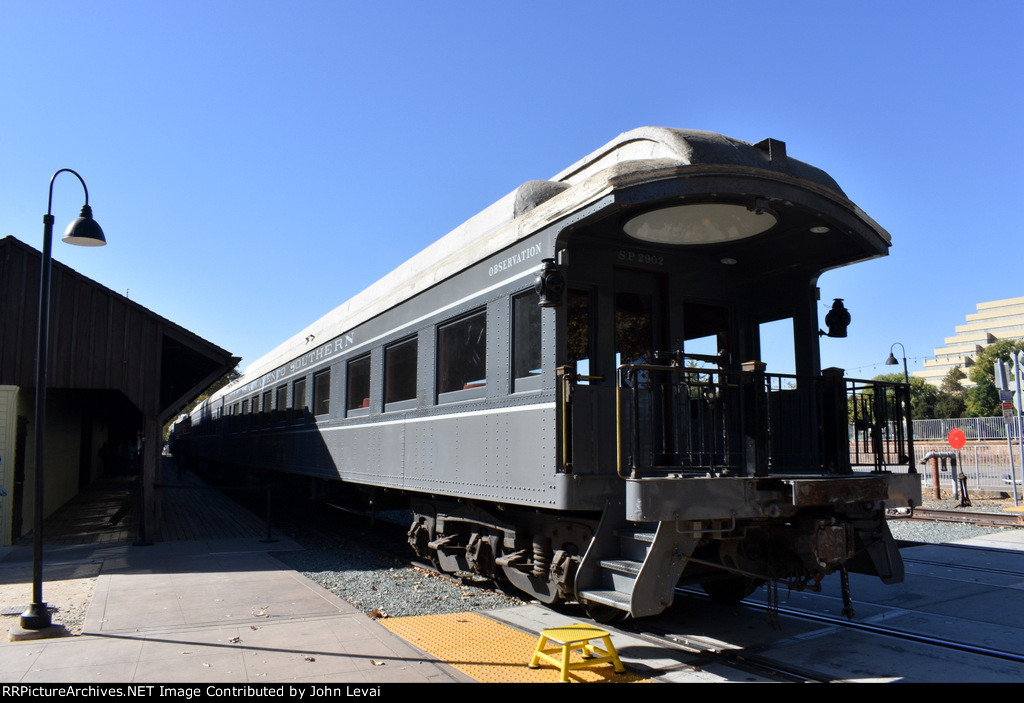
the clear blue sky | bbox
[2,0,1021,380]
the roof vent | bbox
[514,180,571,217]
[753,138,787,165]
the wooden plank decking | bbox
[17,459,275,546]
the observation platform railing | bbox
[615,356,915,480]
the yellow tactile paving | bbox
[379,612,649,683]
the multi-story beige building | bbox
[915,296,1024,387]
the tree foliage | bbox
[163,369,242,440]
[965,340,1024,417]
[870,372,939,419]
[865,341,1024,420]
[934,367,967,419]
[193,369,241,407]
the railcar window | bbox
[274,384,286,417]
[384,338,417,406]
[758,318,796,375]
[262,390,272,420]
[347,354,371,412]
[437,310,487,396]
[683,301,731,368]
[567,289,592,383]
[313,369,331,416]
[293,377,307,413]
[615,291,653,367]
[250,396,259,414]
[512,292,541,380]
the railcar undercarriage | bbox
[407,498,599,605]
[406,488,905,622]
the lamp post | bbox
[886,341,917,473]
[885,342,909,385]
[18,169,105,633]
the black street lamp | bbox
[885,342,909,385]
[18,169,105,634]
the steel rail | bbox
[897,508,1024,527]
[680,586,1024,666]
[620,625,831,683]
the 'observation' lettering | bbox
[488,244,542,276]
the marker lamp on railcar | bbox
[536,258,565,307]
[820,298,851,338]
[623,202,776,245]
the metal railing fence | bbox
[909,441,1023,492]
[910,416,1011,441]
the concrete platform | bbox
[0,532,733,684]
[1,538,473,683]
[0,467,660,684]
[3,466,1023,684]
[0,466,479,683]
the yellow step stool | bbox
[529,623,626,683]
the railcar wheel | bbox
[582,601,629,624]
[700,576,763,604]
[494,574,521,598]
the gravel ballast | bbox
[273,542,527,619]
[887,496,1023,545]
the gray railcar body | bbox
[182,128,921,620]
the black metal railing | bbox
[846,377,915,471]
[615,358,914,478]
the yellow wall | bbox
[42,394,87,517]
[0,387,106,546]
[0,386,18,545]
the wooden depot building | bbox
[0,235,237,545]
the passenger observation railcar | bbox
[182,127,921,621]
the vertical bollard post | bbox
[261,484,278,543]
[134,477,153,546]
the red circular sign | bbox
[948,428,966,449]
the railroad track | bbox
[622,618,835,682]
[902,551,1024,579]
[755,599,1024,666]
[652,583,1024,681]
[896,507,1024,527]
[621,626,818,682]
